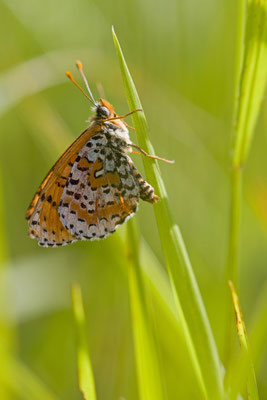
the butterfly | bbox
[26,61,173,247]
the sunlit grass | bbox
[113,27,223,400]
[225,0,267,366]
[0,354,60,400]
[228,281,259,400]
[0,0,267,398]
[126,220,165,400]
[71,284,97,400]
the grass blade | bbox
[0,169,12,345]
[112,27,223,399]
[71,284,97,400]
[127,219,165,400]
[225,0,267,364]
[227,0,267,288]
[0,353,60,400]
[227,281,259,400]
[233,0,267,166]
[225,283,267,398]
[0,169,15,400]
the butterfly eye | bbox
[97,106,110,118]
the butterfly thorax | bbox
[89,98,132,153]
[105,121,132,151]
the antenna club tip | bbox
[66,71,73,79]
[76,60,83,70]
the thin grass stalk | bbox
[0,353,60,400]
[127,219,165,400]
[224,2,247,363]
[0,169,11,343]
[112,27,224,399]
[227,166,243,287]
[225,0,267,364]
[139,238,211,397]
[0,169,14,400]
[225,166,242,365]
[71,284,97,400]
[227,281,259,400]
[225,283,267,397]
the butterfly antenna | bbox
[76,60,97,106]
[66,71,96,106]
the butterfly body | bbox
[26,98,159,247]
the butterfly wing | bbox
[58,139,145,240]
[27,124,159,247]
[26,126,100,246]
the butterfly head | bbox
[95,98,115,120]
[93,98,129,132]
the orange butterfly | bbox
[26,61,173,247]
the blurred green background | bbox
[0,0,267,399]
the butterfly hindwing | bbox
[58,137,142,240]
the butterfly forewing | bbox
[26,127,100,246]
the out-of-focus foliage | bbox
[0,0,267,399]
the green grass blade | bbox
[233,0,267,166]
[225,0,267,365]
[139,239,178,321]
[0,353,60,400]
[225,283,267,395]
[112,27,223,400]
[127,219,165,400]
[71,284,97,400]
[0,169,12,345]
[0,169,15,400]
[227,281,259,400]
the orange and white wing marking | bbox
[58,133,158,241]
[26,124,159,247]
[26,126,100,247]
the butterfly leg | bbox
[130,143,174,164]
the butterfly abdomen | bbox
[130,162,159,204]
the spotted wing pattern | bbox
[26,126,159,247]
[58,134,158,241]
[26,127,100,247]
